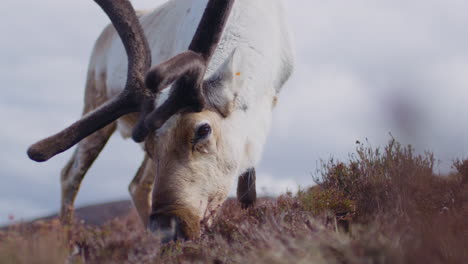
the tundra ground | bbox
[1,140,467,264]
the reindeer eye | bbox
[196,124,211,140]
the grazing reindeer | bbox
[28,0,294,241]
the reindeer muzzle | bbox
[149,213,185,243]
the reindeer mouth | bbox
[148,206,201,243]
[149,213,185,243]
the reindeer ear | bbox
[204,49,244,117]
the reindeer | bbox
[28,0,294,241]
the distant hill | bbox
[42,200,135,226]
[1,200,135,230]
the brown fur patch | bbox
[159,111,222,160]
[170,206,201,240]
[152,204,201,240]
[272,96,278,108]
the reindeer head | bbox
[142,49,246,241]
[27,0,238,241]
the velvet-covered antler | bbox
[28,0,151,162]
[28,0,236,161]
[132,0,236,142]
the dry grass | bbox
[1,139,467,264]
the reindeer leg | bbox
[60,72,117,225]
[237,168,257,209]
[60,123,116,224]
[129,154,156,227]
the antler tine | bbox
[132,0,236,142]
[95,0,151,91]
[189,0,236,61]
[27,0,151,162]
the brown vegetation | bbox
[1,140,467,263]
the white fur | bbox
[91,0,294,220]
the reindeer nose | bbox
[149,213,185,243]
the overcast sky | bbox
[1,0,467,225]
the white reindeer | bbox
[28,0,294,241]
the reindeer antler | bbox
[28,0,236,161]
[28,0,151,162]
[132,0,236,142]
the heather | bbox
[1,140,467,264]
